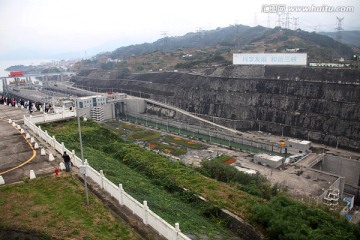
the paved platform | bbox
[0,105,60,184]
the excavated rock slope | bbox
[73,65,360,150]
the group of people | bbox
[0,97,20,106]
[1,96,53,114]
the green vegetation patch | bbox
[40,119,360,240]
[251,195,360,240]
[148,141,187,156]
[129,130,161,141]
[41,120,238,239]
[122,122,143,131]
[164,136,203,149]
[212,155,233,163]
[0,176,141,240]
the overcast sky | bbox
[0,0,359,59]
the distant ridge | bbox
[320,30,360,47]
[107,25,357,61]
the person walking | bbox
[62,151,71,172]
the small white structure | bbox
[254,154,284,168]
[287,139,311,153]
[59,162,66,171]
[29,170,36,179]
[49,153,55,161]
[40,148,46,156]
[0,175,5,185]
[235,166,257,175]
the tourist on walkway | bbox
[62,151,71,172]
[28,100,33,114]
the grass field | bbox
[39,119,360,240]
[0,175,142,240]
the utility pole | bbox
[76,99,90,206]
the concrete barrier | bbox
[0,175,5,185]
[29,170,36,179]
[59,162,66,171]
[49,153,55,161]
[40,148,46,156]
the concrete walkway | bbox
[0,105,60,184]
[0,104,167,239]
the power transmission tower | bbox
[196,27,204,38]
[284,12,290,29]
[234,21,240,47]
[335,17,344,58]
[276,13,283,28]
[335,17,344,42]
[267,13,271,28]
[293,17,299,30]
[160,31,168,52]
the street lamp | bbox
[76,99,90,205]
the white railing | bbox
[24,116,190,240]
[27,108,76,124]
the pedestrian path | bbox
[0,105,60,184]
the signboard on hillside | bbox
[233,53,307,66]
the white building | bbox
[254,154,284,168]
[76,93,126,122]
[287,139,311,153]
[77,95,107,109]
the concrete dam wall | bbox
[73,66,360,151]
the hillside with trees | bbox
[72,25,359,73]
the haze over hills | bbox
[319,30,360,48]
[2,25,359,65]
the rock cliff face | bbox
[73,66,360,151]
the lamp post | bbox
[279,140,286,169]
[76,99,90,205]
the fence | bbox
[121,113,286,156]
[24,115,190,240]
[27,108,76,124]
